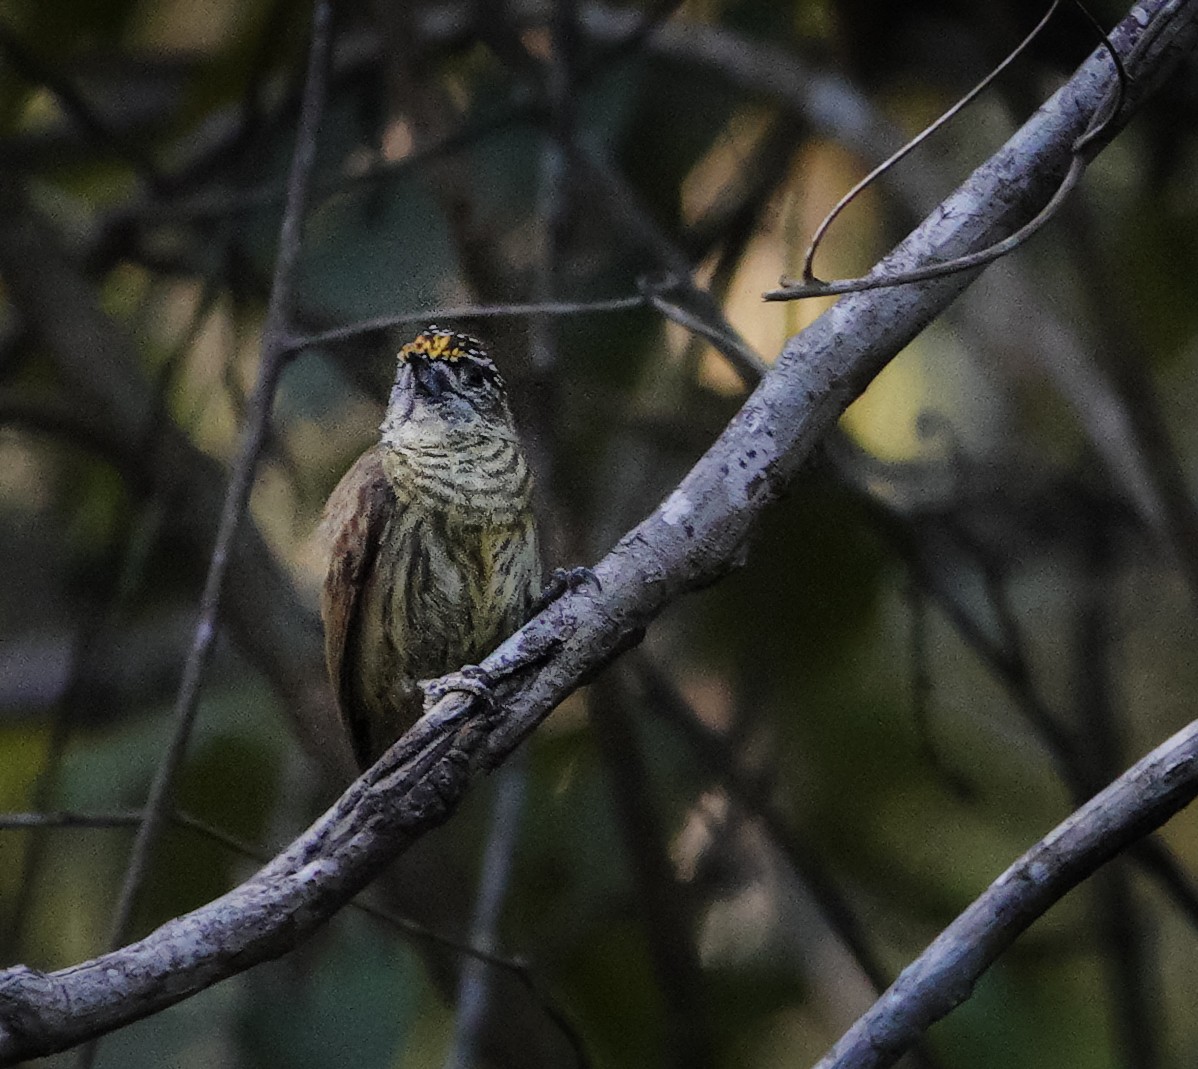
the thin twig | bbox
[0,808,537,972]
[639,275,769,383]
[766,0,1132,302]
[287,295,645,352]
[573,145,768,386]
[798,0,1064,287]
[103,0,333,955]
[765,154,1091,301]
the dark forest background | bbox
[2,1,1198,1067]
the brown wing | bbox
[318,446,396,765]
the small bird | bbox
[319,327,542,770]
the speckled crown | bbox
[397,326,493,365]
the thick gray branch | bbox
[0,0,1195,1061]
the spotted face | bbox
[385,326,511,432]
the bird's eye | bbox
[460,363,487,391]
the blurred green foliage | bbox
[1,1,1197,1068]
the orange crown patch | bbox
[398,326,490,363]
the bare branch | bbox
[102,0,334,956]
[811,719,1198,1069]
[288,295,645,352]
[0,806,588,1059]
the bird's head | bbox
[380,326,517,446]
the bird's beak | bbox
[387,361,416,421]
[410,357,452,400]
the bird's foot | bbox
[530,566,601,616]
[420,664,497,716]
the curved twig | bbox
[798,0,1065,288]
[767,0,1132,302]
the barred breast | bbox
[364,506,541,683]
[341,431,540,763]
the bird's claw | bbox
[420,664,497,715]
[531,566,601,616]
